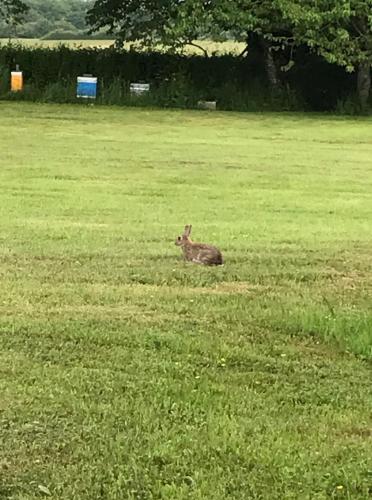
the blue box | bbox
[77,76,97,99]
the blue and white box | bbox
[77,76,98,99]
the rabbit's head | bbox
[175,225,192,246]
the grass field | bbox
[0,102,371,499]
[0,38,245,55]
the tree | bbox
[87,0,205,50]
[87,0,293,89]
[0,0,28,25]
[277,0,372,107]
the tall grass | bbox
[1,77,303,112]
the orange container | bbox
[11,71,23,92]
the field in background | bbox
[0,102,371,499]
[0,38,245,55]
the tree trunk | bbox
[262,41,281,91]
[357,62,371,109]
[246,33,281,91]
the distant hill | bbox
[0,0,106,39]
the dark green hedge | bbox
[0,43,357,112]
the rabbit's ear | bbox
[184,225,192,237]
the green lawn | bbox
[0,102,371,499]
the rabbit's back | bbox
[185,243,223,266]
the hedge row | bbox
[0,43,358,112]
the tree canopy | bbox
[87,1,288,49]
[0,0,28,25]
[87,0,372,106]
[278,0,372,106]
[87,1,293,88]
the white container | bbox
[130,83,150,96]
[197,100,217,110]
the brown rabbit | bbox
[175,225,223,266]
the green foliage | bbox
[87,0,372,102]
[277,0,372,107]
[87,0,287,49]
[0,0,93,38]
[0,43,360,111]
[0,43,290,109]
[278,0,372,70]
[87,0,372,69]
[0,102,372,499]
[0,62,9,92]
[0,0,28,25]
